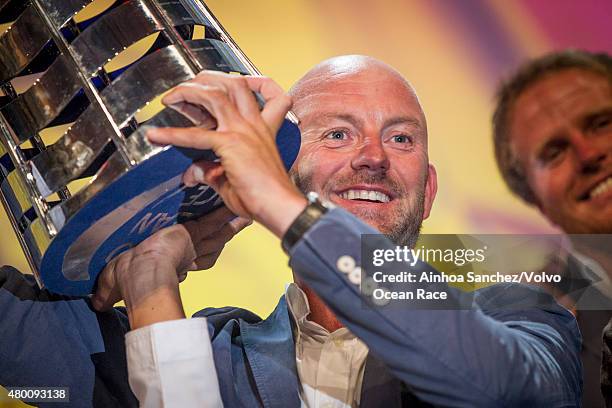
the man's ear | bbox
[422,164,438,220]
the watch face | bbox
[307,191,334,210]
[307,191,319,203]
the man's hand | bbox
[91,206,250,329]
[146,72,307,238]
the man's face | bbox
[290,68,437,246]
[509,69,612,233]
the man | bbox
[1,56,581,407]
[492,49,612,407]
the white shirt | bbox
[125,318,223,408]
[125,284,368,408]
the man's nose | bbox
[574,135,607,174]
[351,138,390,174]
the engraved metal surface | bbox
[33,0,133,173]
[1,55,80,144]
[37,0,94,29]
[71,0,163,76]
[189,38,249,74]
[0,5,50,82]
[125,107,194,163]
[159,0,213,28]
[0,109,43,225]
[49,150,130,229]
[30,104,114,196]
[101,44,194,127]
[185,0,260,76]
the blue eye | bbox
[326,130,347,140]
[392,135,411,143]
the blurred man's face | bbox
[509,69,612,233]
[290,66,437,246]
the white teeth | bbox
[339,189,390,203]
[590,177,612,199]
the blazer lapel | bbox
[240,296,301,408]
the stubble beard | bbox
[291,169,426,247]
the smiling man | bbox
[494,51,612,234]
[492,49,612,407]
[91,55,581,407]
[288,57,435,248]
[1,56,582,407]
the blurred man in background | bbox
[492,49,612,407]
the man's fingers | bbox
[195,205,236,231]
[193,72,263,126]
[193,250,223,270]
[91,292,112,312]
[146,127,230,150]
[200,165,226,194]
[185,216,251,272]
[159,74,290,150]
[193,233,227,257]
[91,263,121,312]
[183,204,237,242]
[245,76,286,100]
[177,269,189,283]
[245,76,293,133]
[162,82,246,132]
[229,217,253,234]
[193,216,251,256]
[183,161,220,187]
[167,101,216,128]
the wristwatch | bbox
[281,192,330,254]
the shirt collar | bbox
[285,283,353,341]
[286,282,310,324]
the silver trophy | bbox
[0,0,300,295]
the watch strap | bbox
[281,192,328,254]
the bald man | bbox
[1,56,581,407]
